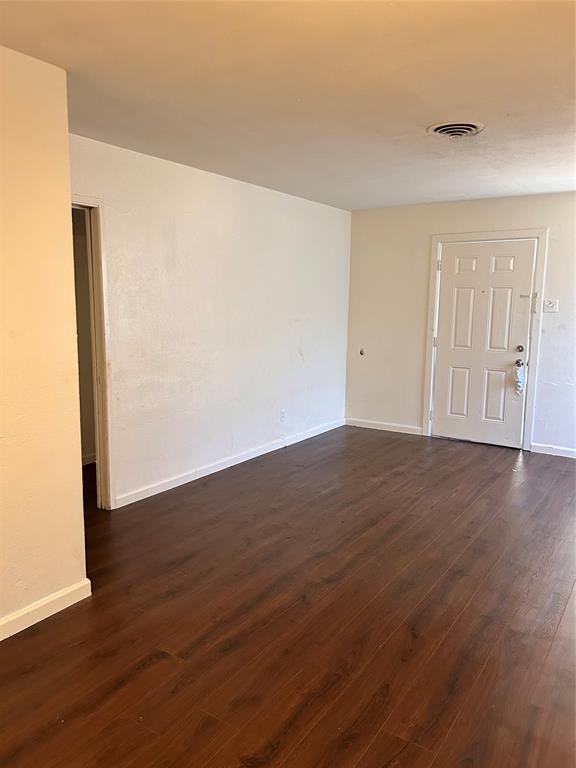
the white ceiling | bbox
[1,1,574,210]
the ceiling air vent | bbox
[427,122,484,138]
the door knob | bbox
[516,344,525,352]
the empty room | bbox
[1,1,575,766]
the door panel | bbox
[433,239,536,448]
[483,369,507,422]
[487,287,512,350]
[452,287,475,348]
[449,367,470,417]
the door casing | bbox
[72,197,113,509]
[422,228,549,451]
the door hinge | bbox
[437,257,442,271]
[433,336,438,348]
[429,409,433,422]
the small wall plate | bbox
[543,298,559,313]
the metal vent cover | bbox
[428,122,484,138]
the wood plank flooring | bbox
[1,427,574,767]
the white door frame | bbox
[72,196,113,509]
[422,228,549,451]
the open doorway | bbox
[71,205,111,510]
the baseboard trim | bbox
[0,578,92,642]
[531,442,576,459]
[346,418,423,436]
[114,419,346,508]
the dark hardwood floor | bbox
[1,427,574,767]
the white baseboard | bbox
[346,418,423,436]
[114,419,346,508]
[0,578,92,642]
[283,420,345,446]
[531,442,576,459]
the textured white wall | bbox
[70,135,351,506]
[347,193,576,455]
[1,48,90,640]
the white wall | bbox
[70,135,351,506]
[347,193,576,456]
[0,47,90,641]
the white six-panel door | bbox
[432,239,537,448]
